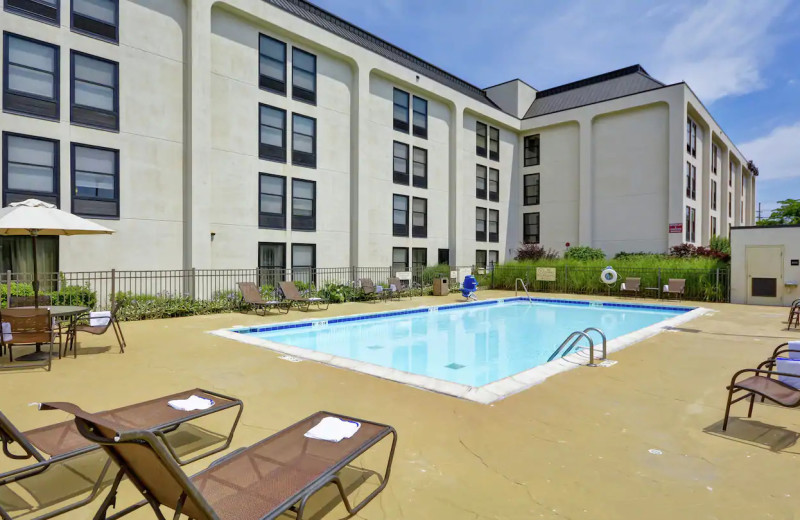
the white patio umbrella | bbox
[0,199,114,306]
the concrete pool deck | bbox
[2,290,800,519]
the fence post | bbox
[564,263,568,293]
[657,268,661,299]
[715,268,720,302]
[490,262,495,289]
[110,269,116,309]
[190,267,197,300]
[5,270,10,308]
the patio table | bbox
[643,287,660,299]
[14,305,90,362]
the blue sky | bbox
[311,0,800,217]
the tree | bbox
[747,160,759,177]
[758,199,800,226]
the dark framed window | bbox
[476,250,487,269]
[489,126,499,161]
[291,243,316,285]
[258,242,286,287]
[412,247,427,274]
[711,144,718,174]
[70,51,118,130]
[729,162,733,186]
[291,178,315,231]
[393,141,409,185]
[71,143,118,218]
[392,247,408,272]
[488,250,499,267]
[437,248,449,265]
[0,236,58,276]
[488,168,499,202]
[5,0,59,24]
[71,0,118,43]
[259,104,286,162]
[3,132,59,206]
[393,194,409,236]
[412,96,427,138]
[686,117,696,157]
[691,164,696,200]
[412,147,427,188]
[476,165,487,199]
[488,209,499,243]
[685,206,696,242]
[258,173,285,229]
[524,173,540,205]
[393,88,409,133]
[3,33,59,120]
[291,114,316,168]
[728,192,732,217]
[292,48,316,104]
[523,212,539,244]
[258,34,286,94]
[476,121,487,157]
[476,207,486,242]
[711,180,717,211]
[685,162,696,200]
[711,216,717,238]
[524,134,540,166]
[691,207,696,242]
[412,197,427,238]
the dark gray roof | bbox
[524,66,665,119]
[264,0,499,109]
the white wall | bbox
[731,226,800,306]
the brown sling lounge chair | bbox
[278,281,330,311]
[45,404,396,520]
[238,282,290,315]
[0,389,243,520]
[619,277,640,297]
[662,279,685,300]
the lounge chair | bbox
[662,279,685,300]
[0,389,243,520]
[278,281,330,311]
[66,301,127,358]
[619,277,640,297]
[360,278,386,301]
[44,404,396,520]
[0,308,55,371]
[387,277,410,300]
[238,282,290,315]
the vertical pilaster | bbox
[350,65,369,265]
[449,106,465,264]
[577,118,592,245]
[667,98,687,251]
[699,125,712,245]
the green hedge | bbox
[0,282,97,308]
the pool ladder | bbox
[515,278,532,303]
[547,328,607,367]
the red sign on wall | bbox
[669,223,683,233]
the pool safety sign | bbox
[536,267,557,282]
[669,223,683,233]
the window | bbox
[71,143,118,218]
[711,216,717,238]
[259,104,286,162]
[488,250,499,267]
[691,208,696,242]
[523,212,539,244]
[711,180,717,211]
[488,209,499,242]
[393,141,409,185]
[393,194,408,236]
[258,173,285,229]
[412,247,427,271]
[488,168,499,202]
[291,114,316,168]
[258,242,285,286]
[3,133,58,206]
[5,0,59,24]
[291,244,315,285]
[392,247,409,272]
[393,88,409,132]
[728,192,732,217]
[489,126,499,161]
[686,117,696,157]
[3,34,59,119]
[740,201,744,223]
[291,179,315,231]
[685,206,696,242]
[711,144,718,174]
[476,122,487,157]
[476,207,486,241]
[71,0,118,42]
[524,134,540,167]
[729,162,733,186]
[412,96,427,138]
[476,250,487,269]
[412,197,427,238]
[71,51,118,130]
[0,236,58,278]
[259,35,286,94]
[437,248,449,265]
[292,48,316,104]
[524,173,540,205]
[476,165,487,199]
[412,147,427,188]
[687,163,696,200]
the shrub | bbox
[114,291,241,321]
[709,235,731,254]
[0,282,97,308]
[515,243,559,261]
[564,246,605,261]
[422,264,451,285]
[613,251,667,260]
[670,242,730,262]
[669,243,697,258]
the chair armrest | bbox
[729,367,800,387]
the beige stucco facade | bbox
[730,226,800,306]
[0,0,756,273]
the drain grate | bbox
[445,363,466,370]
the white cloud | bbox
[740,123,800,180]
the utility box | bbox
[433,278,449,296]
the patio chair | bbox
[788,299,800,330]
[662,279,685,300]
[0,308,55,371]
[359,278,385,301]
[387,277,410,300]
[238,282,290,316]
[44,403,396,520]
[66,301,126,358]
[619,277,641,297]
[278,281,330,311]
[0,389,243,520]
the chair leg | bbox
[722,387,736,431]
[112,321,126,353]
[747,393,756,418]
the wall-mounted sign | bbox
[791,259,799,266]
[536,267,557,282]
[669,223,683,233]
[396,271,412,280]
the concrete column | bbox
[699,124,712,245]
[349,65,369,265]
[667,99,687,251]
[578,118,592,245]
[448,106,465,264]
[719,145,730,232]
[184,0,212,268]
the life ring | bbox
[600,267,618,285]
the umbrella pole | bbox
[32,231,39,309]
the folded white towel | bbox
[777,358,800,389]
[89,311,111,327]
[304,416,360,442]
[663,284,669,291]
[789,341,800,360]
[389,284,397,292]
[1,322,11,343]
[620,283,627,291]
[167,395,215,411]
[375,286,383,293]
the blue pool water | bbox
[237,299,688,387]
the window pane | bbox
[76,171,114,199]
[9,65,54,98]
[260,37,284,62]
[260,175,282,195]
[393,195,407,211]
[293,199,313,215]
[260,57,285,81]
[261,107,284,128]
[75,81,114,110]
[8,164,53,192]
[8,136,54,166]
[392,248,407,263]
[293,134,313,153]
[73,0,116,24]
[293,245,313,266]
[293,180,314,199]
[293,116,314,136]
[413,148,426,163]
[259,244,284,268]
[413,97,427,115]
[413,198,426,212]
[393,105,408,123]
[260,194,282,214]
[260,126,283,147]
[413,162,425,177]
[293,69,315,91]
[293,50,315,72]
[393,89,408,107]
[393,158,407,173]
[393,142,408,159]
[74,55,115,86]
[9,37,55,72]
[75,146,114,174]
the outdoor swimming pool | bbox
[218,297,703,402]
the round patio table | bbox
[15,306,90,362]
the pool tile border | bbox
[210,297,709,404]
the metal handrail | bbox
[581,327,607,363]
[548,328,607,367]
[515,278,532,302]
